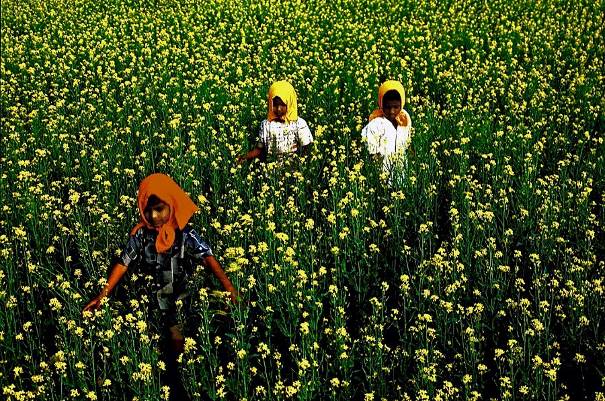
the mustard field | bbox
[1,0,604,400]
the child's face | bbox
[144,199,171,227]
[272,96,287,120]
[382,99,402,124]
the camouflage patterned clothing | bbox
[119,225,213,312]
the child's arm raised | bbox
[83,263,128,312]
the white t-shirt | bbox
[258,118,313,156]
[361,112,412,173]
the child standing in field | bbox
[83,173,238,401]
[237,80,313,163]
[361,80,412,179]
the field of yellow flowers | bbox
[2,0,604,400]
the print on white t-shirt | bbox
[361,111,412,174]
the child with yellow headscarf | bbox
[238,80,313,163]
[361,80,412,177]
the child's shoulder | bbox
[182,225,213,254]
[363,116,389,132]
[182,225,207,243]
[182,224,198,238]
[295,117,309,126]
[182,224,197,236]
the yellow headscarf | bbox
[369,80,409,127]
[267,80,298,123]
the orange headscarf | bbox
[369,80,409,127]
[130,173,199,253]
[267,80,298,123]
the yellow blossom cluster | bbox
[2,0,604,400]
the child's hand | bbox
[236,155,246,165]
[83,295,104,313]
[230,291,242,304]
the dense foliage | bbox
[1,0,604,400]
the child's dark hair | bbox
[383,90,401,103]
[146,195,162,209]
[272,96,286,107]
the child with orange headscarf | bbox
[361,80,412,177]
[237,80,313,163]
[84,173,238,400]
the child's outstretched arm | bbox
[238,122,269,164]
[237,145,263,164]
[185,228,239,302]
[83,263,128,312]
[203,255,239,303]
